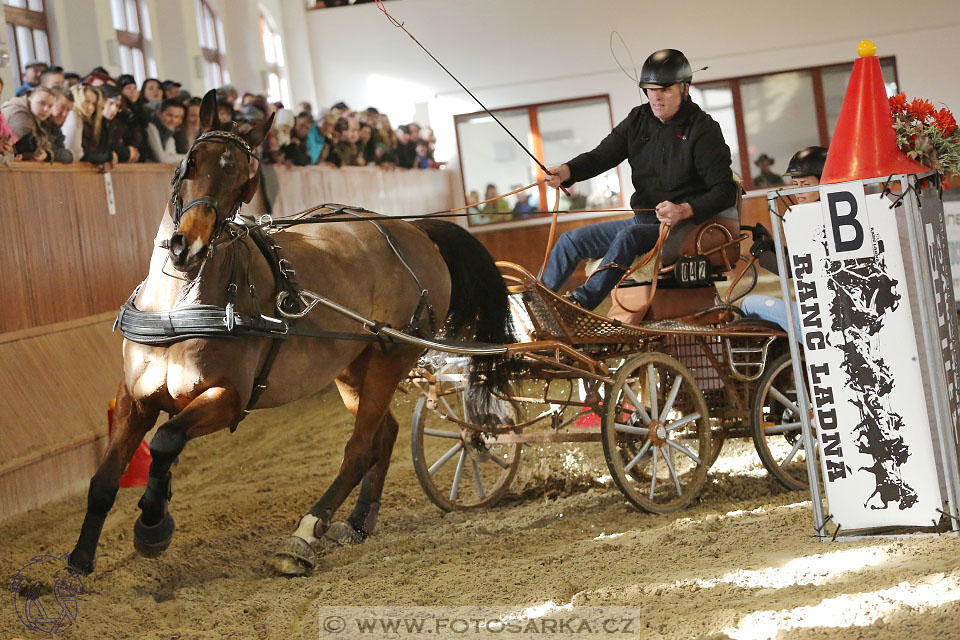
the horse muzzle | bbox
[168,232,209,271]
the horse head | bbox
[167,88,274,272]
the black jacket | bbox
[564,99,737,223]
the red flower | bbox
[907,98,935,123]
[934,108,957,136]
[889,92,908,114]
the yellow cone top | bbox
[858,40,877,57]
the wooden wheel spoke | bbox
[615,423,649,436]
[449,450,467,501]
[782,437,804,466]
[622,385,652,424]
[768,386,801,417]
[624,439,652,472]
[665,438,701,465]
[424,428,461,439]
[662,445,682,497]
[763,421,802,435]
[647,364,658,420]
[649,446,659,499]
[429,442,463,475]
[661,376,683,419]
[665,413,701,432]
[471,459,486,499]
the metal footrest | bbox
[724,336,777,382]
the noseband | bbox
[169,129,257,239]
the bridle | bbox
[169,129,257,242]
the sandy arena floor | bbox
[2,381,960,640]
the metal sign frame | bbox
[766,172,960,540]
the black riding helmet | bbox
[638,49,693,89]
[784,146,828,179]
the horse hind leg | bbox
[273,347,412,575]
[70,383,159,574]
[326,409,400,545]
[133,385,243,559]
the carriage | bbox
[407,212,813,514]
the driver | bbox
[540,48,737,310]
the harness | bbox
[118,130,451,419]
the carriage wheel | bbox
[601,352,712,513]
[752,352,814,491]
[411,369,521,512]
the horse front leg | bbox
[70,383,159,574]
[133,385,242,559]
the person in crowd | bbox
[117,74,139,105]
[63,84,109,165]
[740,146,828,333]
[2,86,55,161]
[295,101,313,117]
[15,59,47,96]
[218,84,239,107]
[395,124,416,168]
[357,122,379,165]
[415,141,438,169]
[216,96,235,125]
[280,110,312,166]
[83,70,112,87]
[375,114,399,165]
[63,72,81,88]
[181,96,202,148]
[329,101,349,118]
[465,190,481,214]
[0,76,19,163]
[541,48,736,309]
[478,183,513,223]
[40,66,64,89]
[753,152,784,188]
[332,117,359,166]
[137,78,164,115]
[43,86,76,163]
[99,85,139,163]
[513,187,538,218]
[144,98,186,163]
[162,80,182,100]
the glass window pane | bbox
[131,47,146,85]
[215,18,226,53]
[741,71,818,189]
[26,0,42,10]
[119,44,132,74]
[4,0,28,9]
[689,82,740,182]
[16,25,35,65]
[7,24,21,86]
[457,109,534,226]
[538,98,622,212]
[267,72,280,103]
[110,0,126,30]
[280,77,290,107]
[195,0,206,48]
[822,60,898,140]
[32,28,48,65]
[125,0,140,33]
[274,34,284,67]
[262,27,275,64]
[139,0,152,40]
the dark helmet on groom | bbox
[638,49,693,89]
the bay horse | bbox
[69,89,513,576]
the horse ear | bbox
[199,89,219,133]
[244,112,275,150]
[241,167,260,203]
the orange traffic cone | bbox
[821,40,929,184]
[107,398,152,488]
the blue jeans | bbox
[740,294,802,336]
[541,218,662,310]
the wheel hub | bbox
[648,420,668,445]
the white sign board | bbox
[783,187,943,529]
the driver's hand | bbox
[544,164,570,189]
[655,201,693,225]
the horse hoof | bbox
[325,521,365,545]
[272,536,317,577]
[68,549,95,575]
[133,513,176,558]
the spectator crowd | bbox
[0,58,441,171]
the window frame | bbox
[694,57,899,190]
[112,0,149,84]
[454,94,624,230]
[259,13,287,105]
[3,0,51,88]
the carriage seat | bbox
[584,205,742,284]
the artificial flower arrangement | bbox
[889,92,960,185]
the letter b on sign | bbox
[820,182,873,260]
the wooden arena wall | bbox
[0,162,771,521]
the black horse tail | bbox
[414,219,518,421]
